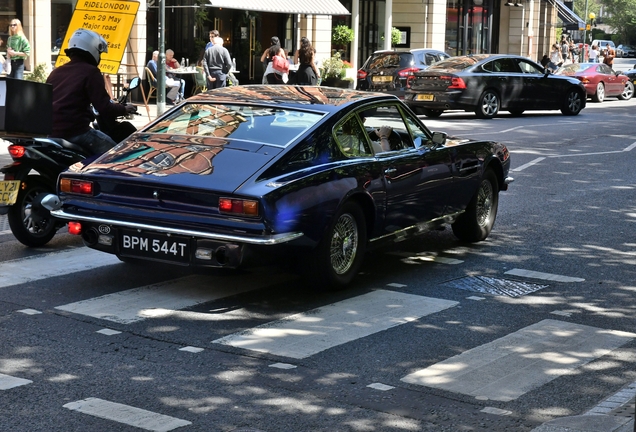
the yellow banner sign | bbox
[55,0,140,74]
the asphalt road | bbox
[1,66,636,431]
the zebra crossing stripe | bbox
[0,248,120,289]
[504,268,584,282]
[0,373,32,390]
[213,290,458,359]
[401,319,636,401]
[55,272,290,324]
[63,397,191,431]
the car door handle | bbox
[384,168,397,174]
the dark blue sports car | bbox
[47,85,513,287]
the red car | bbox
[557,62,634,102]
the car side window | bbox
[517,59,543,74]
[483,58,519,73]
[598,64,612,74]
[358,104,416,153]
[424,53,437,66]
[334,116,373,158]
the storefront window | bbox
[446,0,491,56]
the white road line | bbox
[213,290,458,359]
[368,382,395,391]
[55,272,288,324]
[0,373,33,390]
[401,319,636,402]
[63,397,191,431]
[623,141,636,152]
[511,157,546,172]
[0,248,121,289]
[504,268,584,282]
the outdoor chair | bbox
[143,66,157,105]
[192,66,207,95]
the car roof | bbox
[186,85,396,114]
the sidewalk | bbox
[531,415,633,432]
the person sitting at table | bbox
[147,50,183,105]
[165,49,186,98]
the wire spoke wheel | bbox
[476,179,494,227]
[329,213,359,275]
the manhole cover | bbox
[441,276,548,297]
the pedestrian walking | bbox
[7,19,31,79]
[603,45,616,68]
[548,43,563,72]
[589,44,599,63]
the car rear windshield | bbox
[368,52,414,69]
[427,55,491,72]
[144,103,325,147]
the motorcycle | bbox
[0,77,140,247]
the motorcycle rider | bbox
[46,28,136,155]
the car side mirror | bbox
[432,131,447,146]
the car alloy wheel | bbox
[452,170,499,242]
[475,90,499,119]
[593,82,605,102]
[619,80,634,100]
[561,89,583,115]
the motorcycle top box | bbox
[0,78,52,136]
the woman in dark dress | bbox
[295,37,320,85]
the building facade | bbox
[3,0,579,86]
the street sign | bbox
[54,0,140,74]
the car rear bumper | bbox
[404,91,469,110]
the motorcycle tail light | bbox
[60,178,94,195]
[8,145,25,158]
[219,197,259,217]
[68,222,82,236]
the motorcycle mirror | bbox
[128,77,141,91]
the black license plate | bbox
[119,230,191,264]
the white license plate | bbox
[416,94,434,101]
[0,180,21,205]
[372,76,393,83]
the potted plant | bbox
[320,52,354,88]
[332,25,354,46]
[381,27,402,47]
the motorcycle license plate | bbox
[416,94,434,101]
[119,229,191,264]
[0,180,21,205]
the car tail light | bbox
[68,222,82,235]
[357,69,368,80]
[60,178,94,195]
[219,197,259,217]
[8,145,25,158]
[398,67,420,77]
[579,77,590,84]
[3,173,16,181]
[440,76,467,89]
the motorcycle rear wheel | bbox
[7,176,59,247]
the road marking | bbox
[0,248,120,289]
[63,397,191,431]
[96,329,121,336]
[213,290,458,359]
[55,273,286,324]
[269,363,297,370]
[511,142,636,173]
[512,157,546,172]
[481,407,512,416]
[368,382,395,391]
[401,319,636,402]
[505,268,584,282]
[17,309,42,315]
[179,346,204,353]
[0,373,33,390]
[389,252,464,265]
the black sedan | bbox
[46,86,512,287]
[405,54,587,119]
[356,49,451,98]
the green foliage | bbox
[380,27,402,46]
[25,63,49,83]
[321,52,345,79]
[591,0,636,43]
[332,25,354,45]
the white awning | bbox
[548,0,585,28]
[208,0,350,15]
